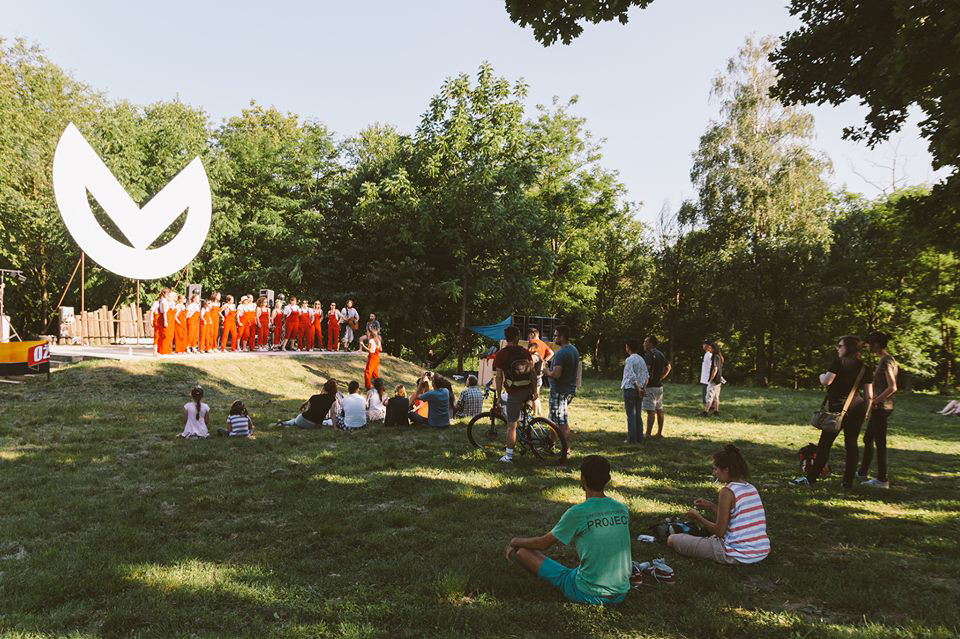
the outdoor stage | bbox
[50,344,361,364]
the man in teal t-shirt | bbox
[505,455,631,604]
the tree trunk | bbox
[457,274,467,374]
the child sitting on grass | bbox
[667,444,769,564]
[179,386,209,439]
[218,400,255,438]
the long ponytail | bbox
[191,385,203,418]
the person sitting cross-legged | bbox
[504,455,631,605]
[455,375,485,419]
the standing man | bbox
[642,335,672,438]
[493,325,538,463]
[700,340,714,407]
[621,339,649,444]
[527,326,554,363]
[341,299,360,351]
[326,302,342,351]
[545,325,579,450]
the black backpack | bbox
[505,355,533,388]
[799,443,830,476]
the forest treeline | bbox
[1,37,956,388]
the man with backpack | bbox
[494,325,538,463]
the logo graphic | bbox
[52,123,212,280]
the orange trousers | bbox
[174,314,187,353]
[299,318,309,348]
[159,309,176,354]
[327,322,339,351]
[286,316,299,348]
[272,318,282,347]
[222,321,238,351]
[152,313,160,349]
[310,320,323,350]
[364,352,380,389]
[187,316,200,350]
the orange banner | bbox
[0,340,50,375]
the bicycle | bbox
[467,386,567,464]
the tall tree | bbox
[686,37,834,385]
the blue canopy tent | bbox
[466,316,512,342]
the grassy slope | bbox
[0,355,958,639]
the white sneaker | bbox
[862,478,889,489]
[498,454,513,463]
[789,476,810,486]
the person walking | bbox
[703,343,724,417]
[857,331,899,488]
[791,336,872,488]
[620,339,649,444]
[545,325,579,449]
[642,336,672,437]
[699,340,713,406]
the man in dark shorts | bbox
[642,335,672,438]
[505,455,631,605]
[493,325,538,463]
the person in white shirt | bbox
[341,299,360,351]
[150,289,167,355]
[279,296,298,352]
[700,340,714,406]
[366,378,388,422]
[299,301,312,350]
[621,339,649,444]
[339,381,368,429]
[186,294,201,353]
[179,385,209,439]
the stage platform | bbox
[50,344,361,364]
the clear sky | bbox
[2,0,943,223]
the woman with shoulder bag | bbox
[791,335,872,488]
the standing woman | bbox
[158,289,175,355]
[186,293,201,353]
[174,294,188,354]
[858,331,899,488]
[361,328,382,389]
[327,302,341,351]
[270,299,283,350]
[791,336,872,488]
[703,342,724,417]
[299,300,312,350]
[311,300,324,351]
[220,295,238,351]
[284,296,300,351]
[256,297,270,351]
[209,291,222,351]
[236,296,251,351]
[199,299,213,353]
[151,288,169,355]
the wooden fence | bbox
[60,304,153,344]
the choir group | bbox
[150,288,368,356]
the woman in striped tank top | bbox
[668,445,770,564]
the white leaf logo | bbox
[52,123,212,280]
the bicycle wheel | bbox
[526,417,568,463]
[467,411,508,454]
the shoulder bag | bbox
[811,363,865,433]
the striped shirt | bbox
[226,415,251,437]
[721,481,770,563]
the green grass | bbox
[0,355,958,638]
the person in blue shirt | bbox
[409,375,451,428]
[545,324,579,447]
[505,455,631,605]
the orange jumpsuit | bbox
[174,306,187,353]
[327,311,340,351]
[271,310,282,347]
[311,311,323,350]
[187,304,200,350]
[209,302,221,349]
[299,308,311,349]
[364,338,381,389]
[151,302,161,350]
[221,305,239,351]
[257,308,269,347]
[159,303,175,354]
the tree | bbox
[686,37,834,385]
[504,1,653,46]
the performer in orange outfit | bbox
[282,296,299,351]
[174,294,187,354]
[270,299,283,350]
[209,291,222,351]
[327,302,341,351]
[158,290,175,355]
[186,293,201,353]
[239,296,253,351]
[361,328,382,389]
[151,288,168,355]
[311,300,324,351]
[246,296,258,350]
[198,299,211,352]
[299,300,311,350]
[220,295,239,351]
[256,297,270,350]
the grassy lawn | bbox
[1,355,958,639]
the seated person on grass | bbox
[276,380,339,429]
[667,444,770,565]
[505,455,631,605]
[409,375,451,428]
[339,381,368,430]
[218,400,255,437]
